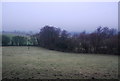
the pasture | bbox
[2,46,118,79]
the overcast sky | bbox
[2,2,118,32]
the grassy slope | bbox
[2,46,118,79]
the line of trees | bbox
[34,25,119,55]
[2,25,119,55]
[2,35,37,46]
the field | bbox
[2,46,118,79]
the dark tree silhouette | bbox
[34,26,118,55]
[2,35,10,46]
[37,25,61,49]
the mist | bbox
[2,2,118,32]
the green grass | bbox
[2,46,119,79]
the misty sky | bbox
[2,2,118,32]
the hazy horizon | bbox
[2,2,118,33]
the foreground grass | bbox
[2,46,118,79]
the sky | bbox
[2,2,118,32]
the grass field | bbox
[2,46,118,79]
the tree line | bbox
[2,25,119,55]
[2,35,37,46]
[34,25,119,55]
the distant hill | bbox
[2,31,35,37]
[70,32,80,35]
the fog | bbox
[2,2,118,32]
